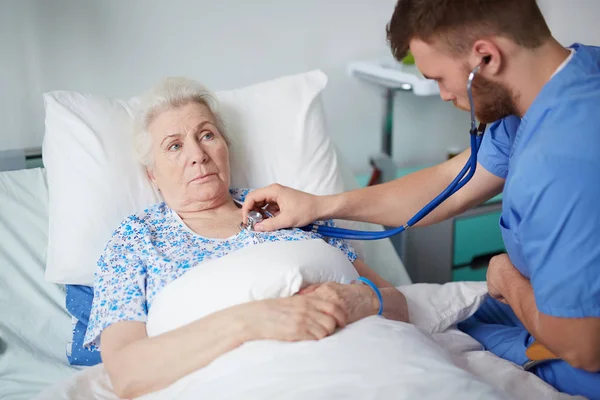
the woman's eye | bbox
[168,143,182,151]
[203,132,214,140]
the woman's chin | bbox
[188,181,227,200]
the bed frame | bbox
[25,147,44,169]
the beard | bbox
[468,71,519,124]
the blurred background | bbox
[2,0,599,176]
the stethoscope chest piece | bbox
[244,210,264,231]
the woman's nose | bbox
[187,142,208,165]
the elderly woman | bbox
[83,77,409,399]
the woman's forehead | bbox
[150,102,216,137]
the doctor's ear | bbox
[471,40,502,75]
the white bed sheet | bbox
[34,316,579,400]
[432,329,582,400]
[0,168,78,400]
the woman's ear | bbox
[146,168,159,191]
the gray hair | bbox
[133,77,229,168]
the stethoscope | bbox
[244,61,489,239]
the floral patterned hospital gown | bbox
[83,189,358,350]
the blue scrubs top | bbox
[478,43,600,319]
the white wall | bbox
[24,0,410,174]
[0,0,44,151]
[538,0,600,46]
[1,0,599,173]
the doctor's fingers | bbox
[253,200,319,231]
[253,215,295,232]
[242,184,318,230]
[241,185,284,215]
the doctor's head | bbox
[134,78,233,213]
[386,0,553,123]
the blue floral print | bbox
[83,188,357,349]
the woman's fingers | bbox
[305,321,328,340]
[297,284,321,295]
[285,298,342,341]
[284,308,327,341]
[255,295,347,343]
[309,297,347,329]
[305,287,348,328]
[305,311,337,340]
[323,301,347,328]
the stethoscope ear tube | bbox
[254,63,488,241]
[303,132,484,240]
[303,61,488,241]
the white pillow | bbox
[43,70,362,286]
[146,239,360,338]
[399,281,489,334]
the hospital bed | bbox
[1,165,576,400]
[0,71,580,400]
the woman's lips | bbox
[190,173,216,184]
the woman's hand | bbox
[241,184,323,232]
[242,295,348,342]
[299,282,379,325]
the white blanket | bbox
[34,240,579,400]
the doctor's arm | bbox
[243,148,505,230]
[496,157,600,372]
[323,150,505,227]
[491,258,600,372]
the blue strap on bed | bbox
[66,285,94,324]
[65,285,101,366]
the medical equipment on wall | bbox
[247,61,489,240]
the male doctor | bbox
[242,0,600,397]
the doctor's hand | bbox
[299,282,379,325]
[486,253,523,305]
[241,184,322,232]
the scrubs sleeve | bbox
[516,156,600,318]
[477,115,520,179]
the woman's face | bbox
[147,101,231,212]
